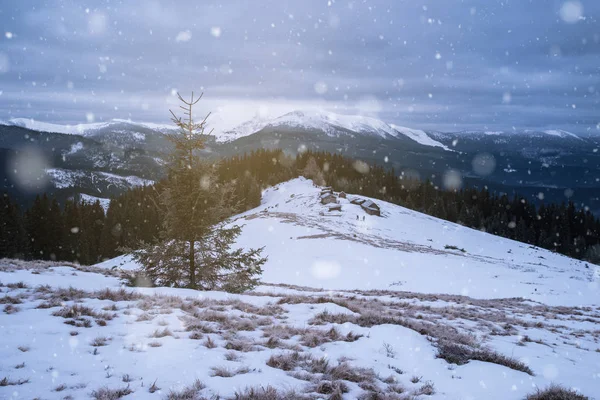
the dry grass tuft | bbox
[525,384,589,400]
[91,385,133,399]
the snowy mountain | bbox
[0,178,598,399]
[2,115,599,214]
[216,110,451,150]
[1,118,177,137]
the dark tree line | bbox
[1,148,599,265]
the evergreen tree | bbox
[132,93,266,291]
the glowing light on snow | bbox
[311,261,342,280]
[5,32,13,39]
[8,146,50,192]
[471,153,496,176]
[442,169,462,190]
[88,12,108,35]
[314,81,328,95]
[210,27,222,38]
[353,160,370,174]
[0,52,9,74]
[559,1,583,23]
[176,30,192,42]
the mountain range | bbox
[1,111,599,213]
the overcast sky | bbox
[0,0,598,134]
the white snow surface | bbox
[1,178,599,399]
[79,194,111,212]
[228,178,596,306]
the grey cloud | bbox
[0,0,598,134]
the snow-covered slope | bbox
[1,179,599,399]
[108,177,598,307]
[226,178,597,306]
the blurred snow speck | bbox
[353,160,370,174]
[443,169,462,190]
[88,12,108,35]
[176,30,192,42]
[71,227,80,234]
[297,144,307,154]
[314,81,328,95]
[564,188,574,198]
[311,260,341,280]
[86,112,95,123]
[472,153,496,176]
[559,1,583,23]
[9,146,50,192]
[5,32,13,39]
[210,27,222,38]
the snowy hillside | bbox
[1,178,599,399]
[225,178,597,306]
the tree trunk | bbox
[189,239,196,288]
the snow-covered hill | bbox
[1,178,598,399]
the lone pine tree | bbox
[132,92,266,292]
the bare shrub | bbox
[54,383,67,391]
[17,345,30,352]
[150,328,173,338]
[525,384,589,400]
[189,332,203,340]
[203,336,217,349]
[0,376,30,386]
[7,281,28,289]
[166,379,206,400]
[0,295,22,304]
[224,338,259,352]
[136,313,154,322]
[225,351,242,361]
[149,379,160,393]
[91,385,133,399]
[232,385,306,400]
[314,380,349,395]
[414,381,435,396]
[91,336,111,347]
[3,304,20,314]
[15,362,25,369]
[266,352,308,371]
[52,304,97,319]
[122,374,134,383]
[148,341,162,348]
[96,288,142,302]
[329,362,376,384]
[436,341,533,375]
